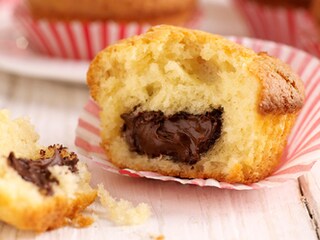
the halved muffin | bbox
[87,25,304,183]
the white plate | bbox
[0,1,88,83]
[0,40,89,83]
[0,41,89,83]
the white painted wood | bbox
[0,1,318,238]
[0,73,88,149]
[300,163,320,237]
[0,72,319,239]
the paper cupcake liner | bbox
[14,3,202,60]
[298,25,320,58]
[75,37,320,190]
[232,0,315,49]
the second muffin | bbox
[27,0,198,25]
[15,0,200,59]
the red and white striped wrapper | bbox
[75,37,320,190]
[299,25,320,58]
[14,2,201,60]
[232,0,315,50]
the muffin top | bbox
[88,25,305,116]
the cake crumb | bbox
[71,214,95,228]
[150,234,165,240]
[97,184,151,225]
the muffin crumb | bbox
[150,234,165,240]
[71,214,95,228]
[97,184,151,225]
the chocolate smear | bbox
[121,108,223,164]
[7,146,78,195]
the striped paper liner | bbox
[75,37,320,190]
[232,0,315,50]
[299,27,320,58]
[13,3,201,60]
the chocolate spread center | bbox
[121,108,223,164]
[7,146,78,195]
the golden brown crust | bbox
[250,52,305,114]
[153,235,165,240]
[71,214,95,228]
[27,0,197,24]
[0,190,96,232]
[106,154,272,184]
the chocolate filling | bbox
[121,108,223,164]
[7,146,78,195]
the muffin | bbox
[87,25,305,184]
[27,0,197,25]
[0,110,97,232]
[233,0,313,48]
[14,0,200,59]
[247,0,311,8]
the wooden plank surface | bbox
[1,1,319,239]
[0,74,319,239]
[300,163,320,238]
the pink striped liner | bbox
[232,0,315,49]
[298,25,320,58]
[75,37,320,190]
[13,2,201,60]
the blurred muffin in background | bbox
[311,0,320,31]
[233,0,313,48]
[27,0,197,25]
[248,0,310,8]
[303,0,320,56]
[14,0,200,59]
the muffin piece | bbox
[0,110,97,232]
[87,25,305,184]
[26,0,198,25]
[97,184,151,226]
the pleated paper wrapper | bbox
[75,37,320,190]
[232,0,318,54]
[14,2,202,60]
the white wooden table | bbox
[0,0,319,239]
